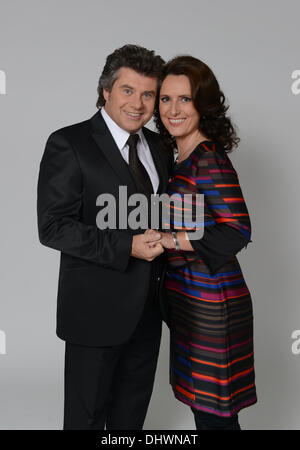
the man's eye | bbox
[144,93,153,98]
[124,89,132,95]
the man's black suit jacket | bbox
[37,110,172,347]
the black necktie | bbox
[126,134,153,195]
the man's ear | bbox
[103,89,110,102]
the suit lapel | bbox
[90,110,137,194]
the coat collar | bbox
[90,109,167,195]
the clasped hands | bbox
[131,229,176,262]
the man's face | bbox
[103,67,158,133]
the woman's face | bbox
[159,74,200,139]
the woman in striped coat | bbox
[154,56,257,430]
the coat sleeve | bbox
[189,149,252,275]
[37,131,132,272]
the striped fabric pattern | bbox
[165,141,257,417]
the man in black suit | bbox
[37,45,172,429]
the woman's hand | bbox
[158,231,195,251]
[157,232,176,249]
[132,229,164,260]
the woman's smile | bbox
[168,118,186,126]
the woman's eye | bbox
[182,97,191,102]
[160,97,169,102]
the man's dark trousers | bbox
[63,259,163,430]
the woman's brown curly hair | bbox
[153,56,240,152]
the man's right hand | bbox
[131,229,164,261]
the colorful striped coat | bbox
[165,140,257,417]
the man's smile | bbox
[124,111,144,120]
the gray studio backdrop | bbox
[0,0,299,430]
